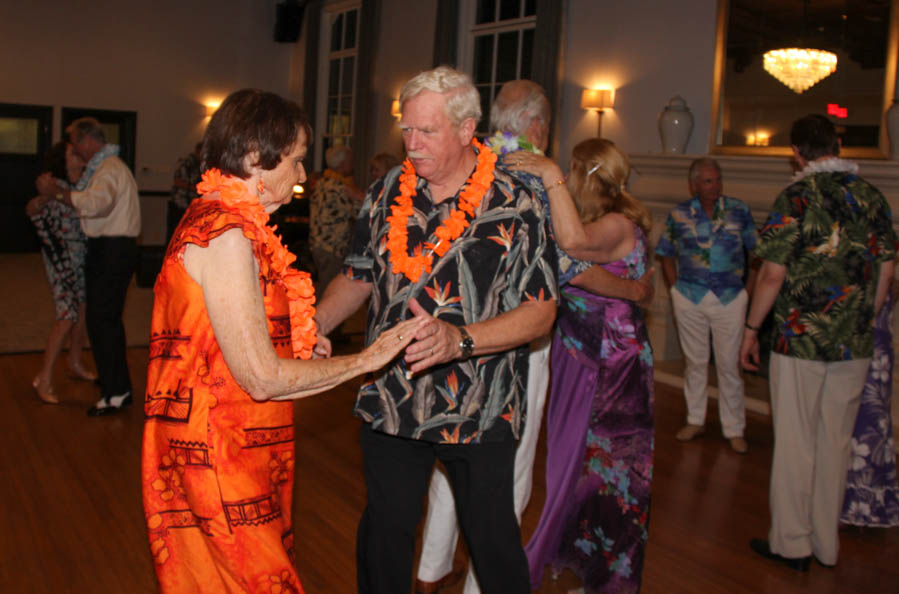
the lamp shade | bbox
[390,99,401,118]
[581,89,614,110]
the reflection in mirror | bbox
[711,0,898,157]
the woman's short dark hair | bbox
[202,89,312,179]
[41,141,69,180]
[791,114,840,161]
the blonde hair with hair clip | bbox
[567,138,651,236]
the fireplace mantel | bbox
[630,154,899,222]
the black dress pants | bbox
[356,423,530,594]
[85,236,138,400]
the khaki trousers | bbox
[767,353,868,564]
[670,287,747,437]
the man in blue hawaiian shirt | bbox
[414,79,654,594]
[740,114,895,571]
[656,158,757,453]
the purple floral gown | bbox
[525,225,654,594]
[840,291,898,527]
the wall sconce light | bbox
[204,101,222,118]
[581,89,615,137]
[391,99,401,119]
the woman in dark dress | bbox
[26,141,95,403]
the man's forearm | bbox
[315,274,371,335]
[745,260,786,328]
[570,265,652,303]
[660,257,677,289]
[464,299,556,357]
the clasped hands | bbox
[36,172,62,197]
[401,297,465,375]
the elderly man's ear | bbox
[458,117,476,145]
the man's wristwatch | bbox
[458,326,474,360]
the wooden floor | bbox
[2,345,898,593]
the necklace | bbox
[386,139,496,283]
[196,168,318,360]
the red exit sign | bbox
[827,103,848,119]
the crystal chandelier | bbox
[763,47,838,94]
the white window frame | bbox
[315,0,360,171]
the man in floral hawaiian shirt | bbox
[740,114,896,571]
[415,79,654,594]
[314,67,556,594]
[656,158,758,453]
[309,144,363,295]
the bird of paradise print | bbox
[488,221,516,252]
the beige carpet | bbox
[0,253,154,354]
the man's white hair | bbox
[325,144,352,170]
[490,80,550,136]
[399,66,481,128]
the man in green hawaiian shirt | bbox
[314,67,557,594]
[740,114,896,571]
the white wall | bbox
[365,0,438,174]
[0,0,296,193]
[555,0,719,164]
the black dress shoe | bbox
[750,538,812,572]
[86,392,132,417]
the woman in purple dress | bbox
[841,287,899,527]
[511,139,654,593]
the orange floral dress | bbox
[141,197,308,594]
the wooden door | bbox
[0,103,53,252]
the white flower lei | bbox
[791,156,859,182]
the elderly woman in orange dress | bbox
[141,89,424,593]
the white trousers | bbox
[670,287,747,437]
[416,335,551,593]
[768,353,867,564]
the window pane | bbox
[327,96,340,134]
[329,59,340,95]
[101,123,120,146]
[476,0,496,24]
[477,86,491,131]
[342,56,355,97]
[499,0,520,21]
[524,0,536,17]
[339,95,352,135]
[520,28,534,79]
[331,13,344,51]
[0,118,38,154]
[345,9,357,49]
[496,31,519,82]
[473,35,494,84]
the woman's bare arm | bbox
[184,228,424,401]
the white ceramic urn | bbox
[658,95,694,154]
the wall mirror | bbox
[710,0,898,158]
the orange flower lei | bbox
[386,139,496,283]
[196,168,317,360]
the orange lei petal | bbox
[386,139,494,282]
[197,168,317,360]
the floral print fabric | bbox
[754,170,896,361]
[309,171,358,259]
[655,195,758,306]
[141,200,304,593]
[841,291,899,527]
[525,226,654,593]
[343,147,557,444]
[30,199,87,321]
